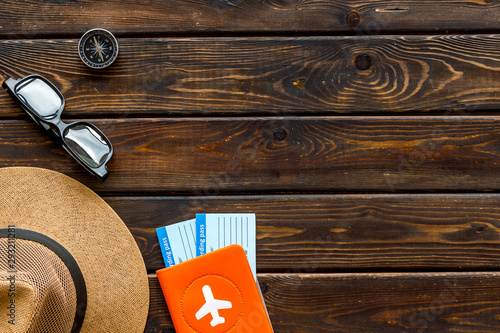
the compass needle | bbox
[93,36,104,62]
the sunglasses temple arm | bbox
[2,78,21,102]
[2,77,19,88]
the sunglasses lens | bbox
[64,124,111,168]
[16,78,63,118]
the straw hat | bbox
[0,167,149,332]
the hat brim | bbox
[0,167,149,332]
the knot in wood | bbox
[347,11,360,28]
[273,128,287,141]
[355,53,372,71]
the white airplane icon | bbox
[195,285,233,327]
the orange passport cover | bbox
[156,244,273,333]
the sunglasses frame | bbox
[2,74,113,180]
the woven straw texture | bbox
[0,167,149,332]
[0,239,77,332]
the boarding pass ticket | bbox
[157,213,256,277]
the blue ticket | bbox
[156,218,197,268]
[196,213,256,277]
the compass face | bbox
[79,29,119,69]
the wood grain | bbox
[0,0,498,37]
[1,35,500,117]
[109,194,500,272]
[2,0,499,332]
[147,272,500,332]
[2,117,500,193]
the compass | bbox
[79,29,119,69]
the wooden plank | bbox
[147,272,500,332]
[111,194,500,272]
[0,0,498,37]
[1,35,500,116]
[2,117,500,193]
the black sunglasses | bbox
[2,75,113,180]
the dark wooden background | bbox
[1,1,500,332]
